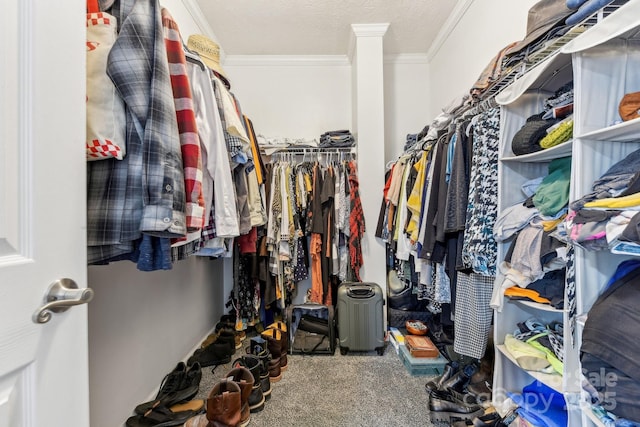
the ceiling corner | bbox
[426,0,475,62]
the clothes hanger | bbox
[183,43,205,71]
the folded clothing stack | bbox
[319,129,355,148]
[565,0,617,26]
[504,318,564,375]
[508,380,568,427]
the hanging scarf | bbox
[348,160,365,280]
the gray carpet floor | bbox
[195,343,437,427]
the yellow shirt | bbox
[542,215,566,232]
[584,191,640,209]
[406,151,429,241]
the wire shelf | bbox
[479,0,629,103]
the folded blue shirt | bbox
[508,380,568,427]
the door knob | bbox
[33,278,94,324]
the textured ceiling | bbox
[195,0,458,55]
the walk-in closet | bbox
[2,1,640,426]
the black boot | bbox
[425,361,459,394]
[441,362,478,393]
[232,355,266,413]
[188,342,233,367]
[427,316,454,345]
[466,379,492,404]
[213,329,236,354]
[246,336,272,400]
[428,388,483,426]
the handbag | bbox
[86,0,126,160]
[387,285,419,311]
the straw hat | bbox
[186,34,229,84]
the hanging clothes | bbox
[261,152,361,306]
[87,0,186,268]
[186,61,237,240]
[161,7,205,233]
[86,3,271,273]
[461,107,501,276]
[348,160,365,281]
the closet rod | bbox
[263,147,355,154]
[265,147,356,163]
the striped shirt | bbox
[162,8,205,232]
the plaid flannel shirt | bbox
[88,0,186,265]
[212,78,247,164]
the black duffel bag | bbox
[298,314,330,336]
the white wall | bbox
[87,2,226,427]
[426,0,538,119]
[223,58,352,139]
[383,56,430,162]
[88,259,224,427]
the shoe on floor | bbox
[126,405,197,427]
[135,362,198,415]
[262,327,287,374]
[429,389,483,426]
[425,361,459,394]
[232,355,266,413]
[224,366,254,427]
[184,380,242,427]
[188,342,233,368]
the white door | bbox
[0,0,89,426]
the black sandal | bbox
[125,405,197,427]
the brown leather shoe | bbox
[261,329,284,382]
[225,366,254,427]
[265,321,288,371]
[184,380,241,427]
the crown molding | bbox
[349,23,390,62]
[384,53,429,64]
[223,54,429,67]
[223,55,350,67]
[426,0,475,62]
[351,23,390,37]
